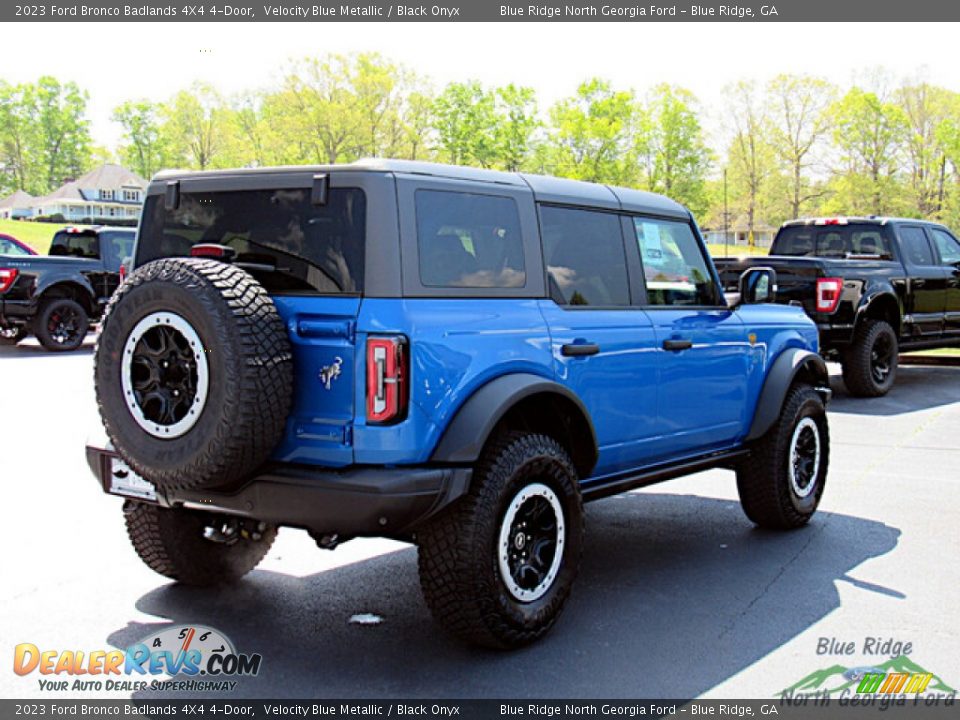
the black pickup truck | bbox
[0,226,135,351]
[716,217,960,397]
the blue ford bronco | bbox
[87,160,831,648]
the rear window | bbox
[50,230,98,259]
[415,190,526,288]
[772,224,895,259]
[137,187,366,294]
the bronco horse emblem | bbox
[319,357,343,390]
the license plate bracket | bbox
[108,457,157,502]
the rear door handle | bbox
[914,279,926,288]
[662,339,693,351]
[561,343,600,357]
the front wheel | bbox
[124,501,277,586]
[417,433,584,649]
[34,298,89,352]
[737,385,829,530]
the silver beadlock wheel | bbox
[120,312,209,439]
[497,482,566,603]
[788,416,821,499]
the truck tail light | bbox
[366,336,408,425]
[816,277,843,313]
[0,268,18,294]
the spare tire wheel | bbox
[95,257,293,492]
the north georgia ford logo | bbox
[14,625,262,693]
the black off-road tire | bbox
[0,325,28,346]
[417,432,584,649]
[95,258,293,492]
[34,297,88,352]
[737,385,829,530]
[841,319,898,397]
[124,500,277,586]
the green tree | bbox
[494,84,539,171]
[0,82,37,194]
[767,74,837,218]
[722,80,779,244]
[432,81,498,167]
[640,84,711,216]
[161,83,226,170]
[828,86,908,215]
[34,76,91,190]
[112,100,166,178]
[896,81,957,219]
[542,78,639,185]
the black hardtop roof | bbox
[151,159,691,220]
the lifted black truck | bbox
[0,226,135,351]
[716,217,960,396]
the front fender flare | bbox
[430,373,598,469]
[746,348,830,442]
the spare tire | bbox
[95,257,293,492]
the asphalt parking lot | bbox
[2,338,958,700]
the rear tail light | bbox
[366,336,408,425]
[0,268,18,294]
[816,277,843,313]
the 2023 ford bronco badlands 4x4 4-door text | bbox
[87,160,832,648]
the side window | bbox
[415,190,525,288]
[539,206,629,307]
[931,229,960,265]
[634,217,718,306]
[899,227,936,266]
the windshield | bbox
[136,187,366,295]
[772,224,896,260]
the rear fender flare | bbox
[430,373,598,473]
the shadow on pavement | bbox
[110,493,901,699]
[828,365,960,416]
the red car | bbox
[0,233,37,257]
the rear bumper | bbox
[86,443,472,539]
[816,322,855,354]
[0,298,34,326]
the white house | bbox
[0,190,36,220]
[31,164,147,222]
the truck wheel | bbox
[34,298,88,352]
[95,258,293,493]
[841,319,898,397]
[124,500,276,586]
[417,432,584,649]
[0,325,27,346]
[737,385,829,530]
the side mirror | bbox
[735,267,778,307]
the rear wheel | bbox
[417,432,584,649]
[124,500,277,586]
[842,319,898,397]
[0,324,27,346]
[737,385,829,530]
[34,298,88,352]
